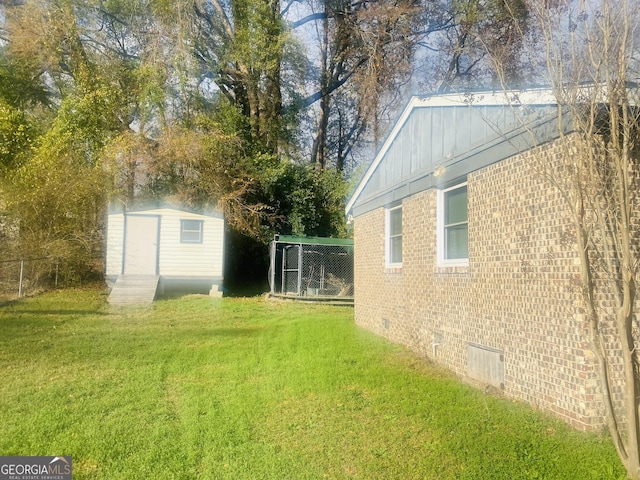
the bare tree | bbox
[489,0,640,477]
[428,0,530,93]
[302,0,444,170]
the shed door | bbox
[124,215,159,274]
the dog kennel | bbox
[269,235,354,303]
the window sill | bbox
[385,267,403,274]
[435,264,469,275]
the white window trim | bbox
[180,219,204,244]
[385,205,403,268]
[437,182,469,267]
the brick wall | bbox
[354,137,607,430]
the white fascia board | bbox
[344,87,559,216]
[345,97,422,215]
[416,88,558,107]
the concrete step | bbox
[108,275,160,305]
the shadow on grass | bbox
[1,309,111,316]
[0,298,23,308]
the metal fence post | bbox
[18,259,24,298]
[297,244,303,296]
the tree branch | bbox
[291,12,327,30]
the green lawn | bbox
[0,289,626,479]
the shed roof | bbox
[346,88,568,218]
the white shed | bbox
[105,207,224,303]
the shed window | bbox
[181,219,203,244]
[438,183,468,265]
[386,205,402,267]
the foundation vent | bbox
[467,342,505,389]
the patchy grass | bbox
[0,289,625,479]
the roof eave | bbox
[345,87,561,216]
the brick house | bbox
[346,88,609,430]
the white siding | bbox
[105,213,125,276]
[106,208,224,279]
[143,208,224,277]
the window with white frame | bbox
[180,219,204,244]
[386,205,403,267]
[437,182,468,265]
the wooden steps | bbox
[108,275,160,305]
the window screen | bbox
[388,206,402,265]
[180,219,203,244]
[443,185,468,259]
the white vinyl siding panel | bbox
[106,208,224,278]
[105,213,125,276]
[151,209,224,277]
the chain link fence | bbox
[0,258,61,301]
[269,235,354,301]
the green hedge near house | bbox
[0,289,625,479]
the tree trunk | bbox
[261,0,282,153]
[311,8,330,170]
